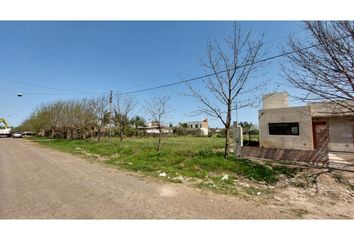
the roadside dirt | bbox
[265,169,354,219]
[1,138,353,219]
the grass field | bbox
[29,136,299,195]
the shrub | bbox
[173,127,189,136]
[189,129,203,137]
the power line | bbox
[5,28,308,97]
[120,28,307,93]
[119,34,351,96]
[16,28,304,97]
[19,92,106,96]
[0,77,105,95]
[7,32,349,98]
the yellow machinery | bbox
[0,117,12,137]
[0,118,9,128]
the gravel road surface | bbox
[0,138,287,219]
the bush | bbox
[173,127,204,137]
[173,127,189,136]
[189,129,203,137]
[216,129,233,138]
[125,127,138,137]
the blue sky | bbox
[0,21,307,128]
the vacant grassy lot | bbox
[29,136,299,195]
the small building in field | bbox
[139,121,173,134]
[258,92,354,154]
[186,118,209,136]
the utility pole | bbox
[109,90,113,143]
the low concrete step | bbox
[329,152,354,162]
[328,152,354,171]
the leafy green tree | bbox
[239,121,248,140]
[130,115,146,129]
[239,121,257,141]
[179,122,188,128]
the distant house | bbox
[186,119,209,136]
[210,128,221,133]
[139,121,173,134]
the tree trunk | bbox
[224,126,231,158]
[224,104,232,158]
[120,129,124,142]
[66,129,72,139]
[51,128,56,138]
[157,127,162,151]
[90,130,94,139]
[97,129,101,142]
[72,129,77,139]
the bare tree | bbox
[74,98,96,139]
[282,21,354,112]
[92,96,110,142]
[113,93,137,142]
[187,23,264,158]
[145,95,170,151]
[19,97,104,139]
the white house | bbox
[186,118,209,136]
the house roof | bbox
[310,100,354,117]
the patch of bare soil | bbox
[260,169,354,219]
[102,158,354,218]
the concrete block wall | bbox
[241,146,328,164]
[258,106,314,150]
[327,118,354,152]
[263,92,288,109]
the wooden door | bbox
[312,122,328,150]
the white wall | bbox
[258,106,314,150]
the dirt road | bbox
[0,138,292,219]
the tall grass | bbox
[31,136,297,185]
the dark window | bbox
[269,122,299,136]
